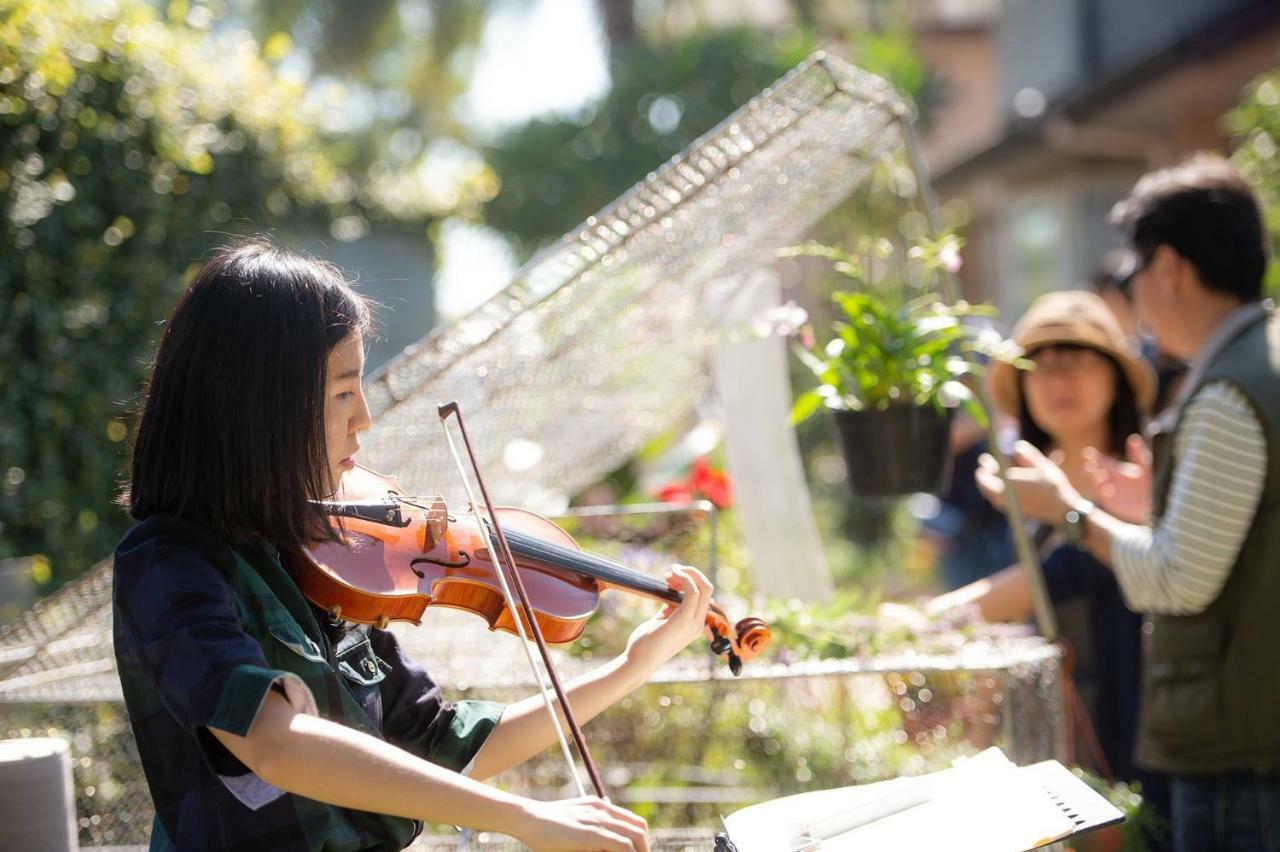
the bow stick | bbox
[437,401,608,800]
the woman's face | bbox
[324,332,371,491]
[1022,345,1116,444]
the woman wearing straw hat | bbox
[921,290,1170,844]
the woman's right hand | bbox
[515,796,650,851]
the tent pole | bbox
[896,114,1058,641]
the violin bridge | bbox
[420,496,449,551]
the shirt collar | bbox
[1171,300,1270,409]
[1147,301,1269,440]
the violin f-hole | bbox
[411,552,471,571]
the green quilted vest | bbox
[1138,308,1280,774]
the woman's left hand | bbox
[621,564,714,677]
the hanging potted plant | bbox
[781,234,1025,497]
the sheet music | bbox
[722,748,1103,852]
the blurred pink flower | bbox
[751,300,809,339]
[939,243,963,274]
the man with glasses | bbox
[980,153,1279,851]
[1089,249,1186,413]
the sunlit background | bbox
[3,2,1280,847]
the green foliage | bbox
[1226,59,1280,295]
[1074,767,1165,852]
[760,588,1044,663]
[843,24,947,132]
[482,27,816,256]
[0,0,429,590]
[784,234,1026,424]
[480,19,943,258]
[236,0,495,141]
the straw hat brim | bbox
[989,323,1157,419]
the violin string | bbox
[493,526,681,603]
[438,420,588,799]
[400,494,677,601]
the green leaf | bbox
[786,239,1021,424]
[790,388,827,425]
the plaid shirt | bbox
[113,514,504,851]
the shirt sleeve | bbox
[1110,381,1267,614]
[368,627,503,774]
[113,526,316,739]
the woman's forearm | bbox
[468,652,648,780]
[472,565,716,780]
[925,564,1033,623]
[211,691,528,834]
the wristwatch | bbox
[1064,499,1096,550]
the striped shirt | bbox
[1110,375,1269,615]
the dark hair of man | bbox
[1110,153,1268,303]
[1017,344,1142,458]
[123,239,371,548]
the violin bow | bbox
[437,402,608,800]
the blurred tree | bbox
[482,27,815,256]
[229,0,496,143]
[0,0,437,590]
[236,0,938,256]
[481,16,940,258]
[1226,61,1280,295]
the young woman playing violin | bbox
[113,239,718,852]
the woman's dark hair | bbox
[1017,344,1142,457]
[1110,153,1268,303]
[124,239,372,547]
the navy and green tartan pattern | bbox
[113,514,503,851]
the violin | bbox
[285,465,770,675]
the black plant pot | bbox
[831,404,953,497]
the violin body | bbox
[286,465,769,671]
[290,502,603,643]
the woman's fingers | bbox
[587,797,650,852]
[1126,433,1152,468]
[593,796,649,832]
[974,454,1006,507]
[522,796,650,851]
[1082,447,1110,491]
[667,564,713,631]
[1013,440,1055,473]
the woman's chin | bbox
[1045,418,1104,443]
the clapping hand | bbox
[1083,435,1152,524]
[975,441,1082,524]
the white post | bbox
[0,737,78,851]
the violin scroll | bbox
[734,617,771,658]
[706,607,771,676]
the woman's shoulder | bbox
[113,514,239,589]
